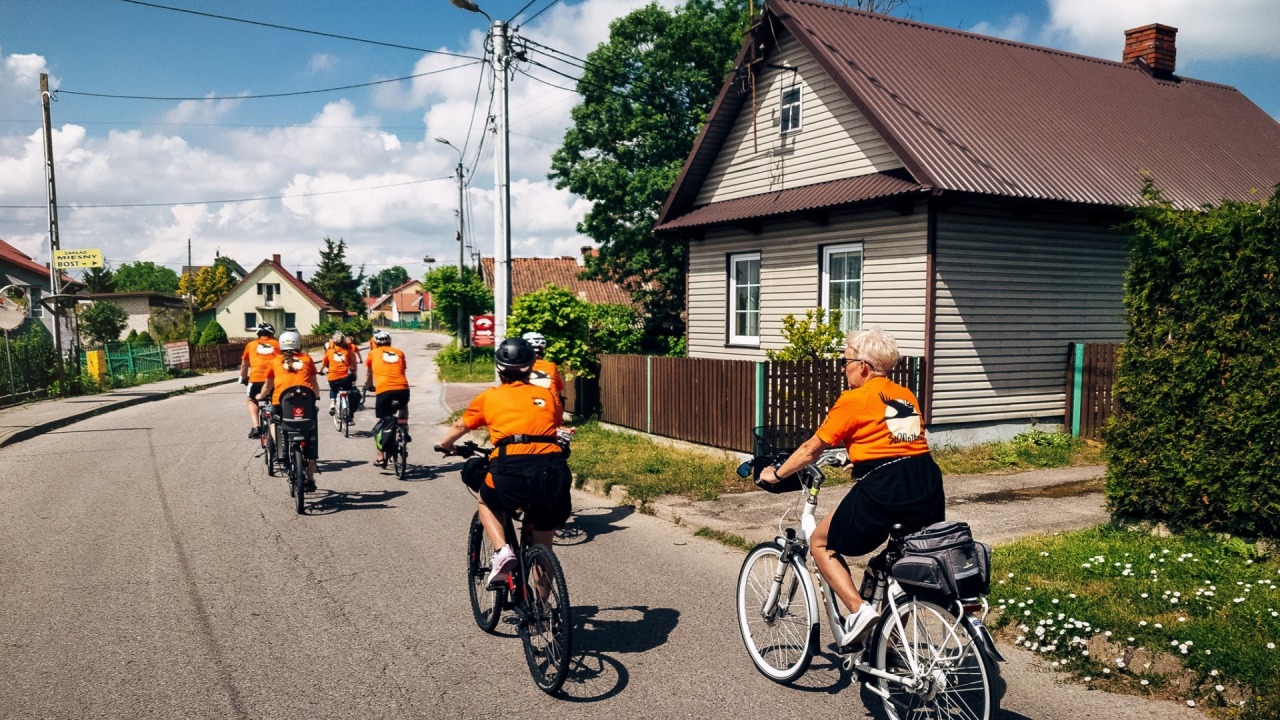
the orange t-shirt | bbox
[266,353,319,405]
[242,338,281,382]
[815,376,929,463]
[322,341,361,381]
[530,358,565,396]
[366,346,409,392]
[463,381,562,458]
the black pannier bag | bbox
[890,521,991,600]
[373,416,398,454]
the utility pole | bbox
[187,238,195,332]
[491,19,512,344]
[453,158,466,345]
[40,73,67,397]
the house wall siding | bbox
[686,202,929,361]
[695,31,903,206]
[216,267,323,337]
[931,204,1129,425]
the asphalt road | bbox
[0,334,1206,719]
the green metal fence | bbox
[81,343,166,380]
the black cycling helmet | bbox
[494,337,535,379]
[256,322,275,337]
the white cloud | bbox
[161,95,246,126]
[309,53,337,72]
[970,15,1034,44]
[1045,0,1280,62]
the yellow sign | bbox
[52,248,103,270]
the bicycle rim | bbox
[266,435,277,476]
[520,544,572,695]
[735,542,817,683]
[873,600,995,720]
[466,512,504,632]
[341,397,349,437]
[292,446,306,515]
[394,430,408,479]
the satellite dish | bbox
[0,287,26,331]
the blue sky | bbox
[1,0,1277,281]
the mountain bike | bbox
[438,441,573,695]
[278,387,319,515]
[375,398,409,480]
[734,426,1004,719]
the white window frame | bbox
[821,243,864,334]
[780,84,802,135]
[728,251,761,345]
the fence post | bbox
[754,362,765,431]
[645,355,653,434]
[1070,342,1084,437]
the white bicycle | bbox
[734,428,1004,719]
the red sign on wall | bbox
[470,315,495,347]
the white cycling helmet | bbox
[331,331,346,344]
[521,331,547,355]
[373,330,391,346]
[279,330,302,352]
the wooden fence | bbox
[651,356,756,452]
[191,343,244,370]
[1065,342,1120,441]
[766,356,926,432]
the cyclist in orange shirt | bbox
[438,337,569,587]
[240,323,280,439]
[256,330,320,489]
[759,327,944,646]
[320,331,362,416]
[364,330,410,466]
[522,331,565,398]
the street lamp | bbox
[449,0,512,344]
[422,256,436,330]
[435,136,469,346]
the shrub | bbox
[79,300,129,347]
[1104,182,1280,538]
[197,320,228,346]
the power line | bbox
[0,176,453,210]
[518,0,562,29]
[55,62,482,102]
[119,0,482,60]
[460,55,491,161]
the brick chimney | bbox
[296,270,304,281]
[1123,23,1177,74]
[272,253,281,265]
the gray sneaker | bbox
[840,604,880,646]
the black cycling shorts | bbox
[328,376,355,398]
[480,453,572,532]
[247,381,266,398]
[825,453,945,557]
[272,405,319,460]
[375,389,410,418]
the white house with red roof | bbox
[367,279,431,324]
[0,237,83,348]
[214,254,344,338]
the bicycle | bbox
[734,427,1004,719]
[257,400,277,477]
[437,440,573,695]
[373,397,410,480]
[332,386,353,437]
[277,386,319,515]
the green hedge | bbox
[1104,182,1280,538]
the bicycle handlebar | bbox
[434,440,490,458]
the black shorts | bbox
[479,453,572,532]
[272,406,319,460]
[247,381,266,398]
[826,453,945,557]
[375,389,411,418]
[328,376,355,397]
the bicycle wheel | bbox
[339,395,350,437]
[265,432,277,476]
[292,444,306,515]
[735,541,818,683]
[520,543,572,695]
[872,599,1000,720]
[333,395,344,433]
[466,512,505,632]
[393,427,408,479]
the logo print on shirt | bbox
[878,392,922,444]
[530,369,552,389]
[333,351,345,363]
[255,342,275,355]
[532,398,546,407]
[381,351,400,363]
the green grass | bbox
[566,420,747,504]
[990,525,1280,717]
[434,344,496,383]
[694,527,755,552]
[934,429,1103,475]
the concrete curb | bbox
[0,377,240,449]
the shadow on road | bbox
[559,604,680,703]
[306,488,409,514]
[555,506,634,546]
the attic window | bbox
[780,85,801,135]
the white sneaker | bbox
[485,545,517,589]
[840,604,880,646]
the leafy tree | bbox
[78,301,129,346]
[311,315,374,344]
[178,264,235,310]
[420,265,493,337]
[549,0,749,354]
[113,261,180,293]
[765,308,845,362]
[197,320,228,346]
[368,265,411,297]
[310,237,366,313]
[213,255,242,279]
[136,330,155,345]
[586,303,644,357]
[81,263,116,293]
[147,307,195,343]
[508,285,593,376]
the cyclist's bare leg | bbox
[811,510,863,613]
[478,497,507,550]
[246,396,259,427]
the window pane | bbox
[244,312,256,331]
[825,248,862,333]
[284,313,296,329]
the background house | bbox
[479,250,633,306]
[655,0,1280,443]
[367,279,432,325]
[88,292,189,338]
[0,238,83,351]
[215,254,343,338]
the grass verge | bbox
[694,527,755,552]
[989,525,1279,718]
[434,344,495,383]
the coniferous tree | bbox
[309,237,366,313]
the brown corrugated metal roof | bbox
[657,172,923,230]
[658,0,1280,228]
[479,256,633,306]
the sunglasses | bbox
[844,357,867,367]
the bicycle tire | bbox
[292,444,306,515]
[519,543,572,695]
[333,395,344,434]
[340,395,349,437]
[735,541,818,683]
[872,599,999,720]
[265,433,277,476]
[394,427,408,479]
[466,512,505,632]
